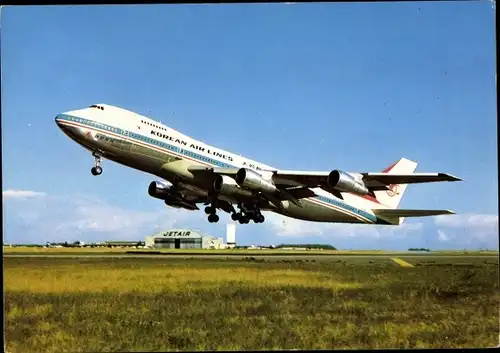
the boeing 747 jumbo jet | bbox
[55,104,462,225]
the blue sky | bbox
[2,3,497,249]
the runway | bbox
[4,253,498,263]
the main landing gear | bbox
[205,205,219,223]
[204,200,264,225]
[91,153,103,176]
[231,203,265,224]
[205,194,220,223]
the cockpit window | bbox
[89,105,104,111]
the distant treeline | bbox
[4,244,42,247]
[276,244,337,250]
[408,248,430,252]
[5,242,84,248]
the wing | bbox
[188,166,317,209]
[188,165,241,177]
[271,170,461,189]
[261,159,461,201]
[187,158,462,207]
[271,170,330,187]
[361,173,462,189]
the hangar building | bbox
[145,229,225,249]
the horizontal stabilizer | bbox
[373,209,456,218]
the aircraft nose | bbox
[54,113,90,142]
[54,114,74,134]
[55,114,65,128]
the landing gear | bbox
[231,212,249,224]
[91,153,103,176]
[233,203,265,224]
[203,197,265,225]
[91,166,102,176]
[208,213,219,223]
[205,196,220,223]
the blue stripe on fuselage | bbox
[56,113,388,224]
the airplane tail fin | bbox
[372,158,418,210]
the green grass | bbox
[4,256,499,352]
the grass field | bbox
[4,255,499,352]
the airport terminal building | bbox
[145,229,225,249]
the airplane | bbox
[55,103,462,225]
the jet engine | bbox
[235,168,277,194]
[148,181,175,200]
[148,181,199,210]
[213,175,254,198]
[327,170,370,195]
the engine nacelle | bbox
[235,168,277,194]
[164,198,198,211]
[148,181,175,200]
[213,175,254,198]
[148,181,198,210]
[327,170,370,195]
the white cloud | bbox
[263,211,423,240]
[434,213,498,248]
[4,190,497,250]
[4,192,206,243]
[437,229,449,242]
[435,213,498,228]
[2,189,46,200]
[53,202,196,235]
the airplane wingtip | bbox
[438,173,463,182]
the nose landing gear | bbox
[91,153,103,176]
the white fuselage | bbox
[55,104,390,225]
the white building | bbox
[145,229,225,249]
[226,223,236,248]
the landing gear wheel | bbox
[231,213,239,221]
[255,214,265,223]
[91,166,102,176]
[239,216,249,224]
[205,206,215,215]
[208,214,219,223]
[91,153,103,176]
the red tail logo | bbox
[386,184,400,197]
